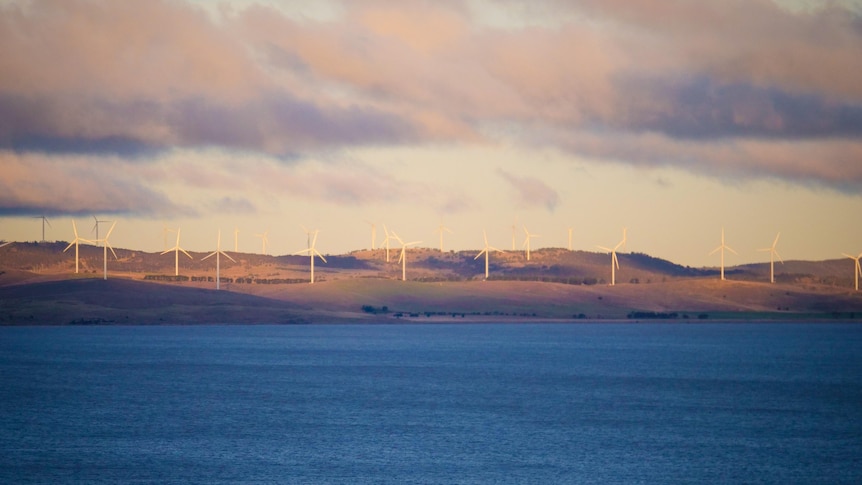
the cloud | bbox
[0,0,860,192]
[497,169,560,212]
[0,151,194,217]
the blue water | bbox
[1,323,861,484]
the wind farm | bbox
[0,218,859,326]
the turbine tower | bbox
[381,224,394,262]
[475,230,503,280]
[92,221,118,280]
[365,220,377,250]
[34,216,51,242]
[522,226,540,261]
[392,231,421,281]
[254,230,269,255]
[843,252,862,291]
[160,227,193,276]
[597,227,626,286]
[92,215,111,247]
[567,227,574,251]
[436,222,453,252]
[63,221,93,274]
[161,223,176,252]
[294,229,327,284]
[758,233,783,284]
[709,227,737,281]
[202,230,236,290]
[233,227,240,252]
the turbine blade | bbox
[708,246,721,256]
[64,241,75,252]
[773,233,780,248]
[293,248,312,256]
[597,245,612,252]
[475,249,487,260]
[107,243,118,260]
[160,248,174,255]
[105,221,117,239]
[180,248,193,259]
[726,246,738,255]
[202,251,216,261]
[774,250,784,264]
[222,251,236,263]
[72,221,78,238]
[613,251,619,269]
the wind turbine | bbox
[511,219,518,250]
[294,229,327,284]
[160,227,193,276]
[202,230,236,290]
[475,230,503,280]
[435,222,453,252]
[596,227,627,286]
[34,215,51,242]
[91,215,113,247]
[254,230,269,255]
[381,224,394,262]
[91,221,118,280]
[392,231,421,281]
[161,223,176,252]
[567,227,574,251]
[842,252,862,291]
[709,227,737,281]
[233,227,239,252]
[522,226,540,261]
[758,233,783,284]
[63,221,93,274]
[365,220,377,250]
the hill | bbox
[0,242,860,324]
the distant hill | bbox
[1,241,860,325]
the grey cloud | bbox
[497,169,560,212]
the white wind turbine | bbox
[161,227,193,276]
[567,227,574,251]
[381,224,394,262]
[161,223,176,252]
[365,220,377,250]
[63,221,93,274]
[255,230,269,255]
[435,222,453,252]
[92,215,111,247]
[202,230,235,290]
[522,226,540,261]
[475,230,503,280]
[233,227,240,252]
[92,221,118,280]
[294,229,327,284]
[709,227,737,281]
[758,233,783,284]
[596,227,627,286]
[392,231,421,281]
[34,215,51,242]
[842,251,862,291]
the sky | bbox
[0,0,860,267]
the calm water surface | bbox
[1,323,861,484]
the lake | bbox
[1,323,861,483]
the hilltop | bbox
[0,242,859,325]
